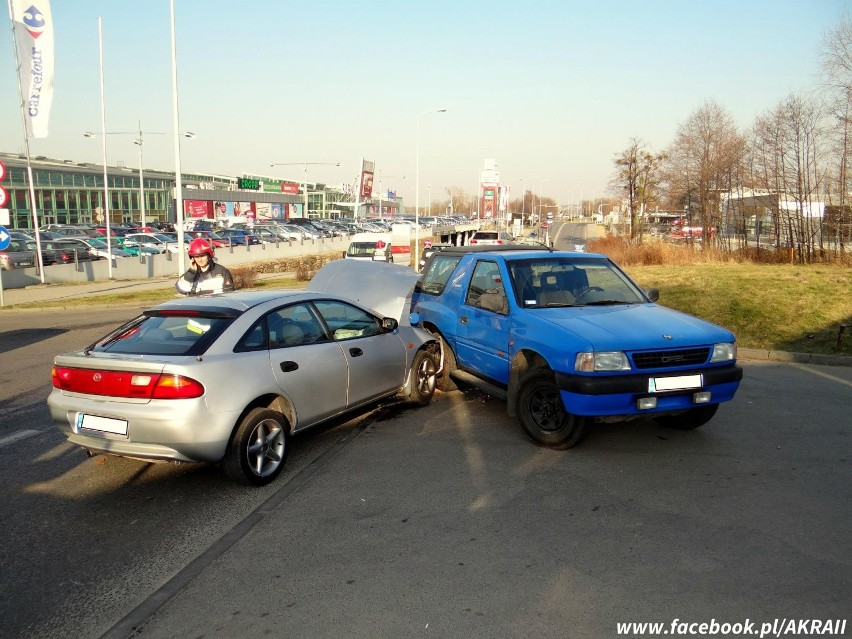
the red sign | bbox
[0,185,8,208]
[184,199,212,219]
[0,160,7,181]
[281,182,299,194]
[360,171,374,199]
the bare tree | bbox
[610,138,665,241]
[749,94,827,262]
[820,15,852,253]
[663,100,746,248]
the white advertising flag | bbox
[10,1,55,138]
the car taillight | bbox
[470,239,477,244]
[496,239,503,244]
[151,374,205,399]
[52,366,204,399]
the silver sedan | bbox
[48,261,438,485]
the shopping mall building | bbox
[0,152,403,229]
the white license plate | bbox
[19,261,33,267]
[649,374,703,393]
[76,413,128,436]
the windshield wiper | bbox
[581,300,632,306]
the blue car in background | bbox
[410,246,743,449]
[218,229,261,246]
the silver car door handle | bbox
[349,348,363,357]
[280,361,299,372]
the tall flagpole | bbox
[7,0,45,283]
[170,0,186,275]
[97,17,113,279]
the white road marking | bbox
[0,430,41,447]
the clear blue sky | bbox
[1,0,846,206]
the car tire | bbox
[430,332,458,392]
[517,369,589,449]
[653,404,718,430]
[223,408,289,486]
[406,349,438,406]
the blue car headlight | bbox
[575,351,631,372]
[710,342,736,362]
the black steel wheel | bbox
[516,369,589,449]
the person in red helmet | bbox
[175,237,235,295]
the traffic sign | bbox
[0,226,11,251]
[0,160,6,181]
[0,185,8,208]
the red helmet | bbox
[188,238,214,258]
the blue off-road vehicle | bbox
[410,245,743,448]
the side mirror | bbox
[381,317,398,332]
[645,288,660,302]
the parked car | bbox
[48,260,439,486]
[410,246,743,449]
[123,233,180,254]
[0,238,39,269]
[110,237,161,257]
[344,233,396,263]
[280,223,320,240]
[49,237,128,260]
[187,230,229,248]
[52,226,101,239]
[85,238,134,259]
[40,240,97,264]
[468,230,513,245]
[218,229,261,246]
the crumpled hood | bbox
[533,303,736,351]
[308,260,419,323]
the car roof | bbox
[153,289,313,314]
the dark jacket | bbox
[175,261,235,295]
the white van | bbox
[344,233,394,262]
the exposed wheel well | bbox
[232,394,295,440]
[508,349,550,417]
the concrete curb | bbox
[737,347,851,368]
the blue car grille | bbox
[631,347,711,369]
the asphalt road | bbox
[0,307,850,639]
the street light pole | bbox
[415,108,446,268]
[269,161,340,219]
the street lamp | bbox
[84,126,195,229]
[416,108,447,267]
[269,160,340,219]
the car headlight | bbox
[575,351,631,372]
[710,342,736,362]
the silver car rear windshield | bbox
[90,312,234,356]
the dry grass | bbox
[587,236,852,267]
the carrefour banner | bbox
[11,1,55,138]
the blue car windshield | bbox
[507,257,648,308]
